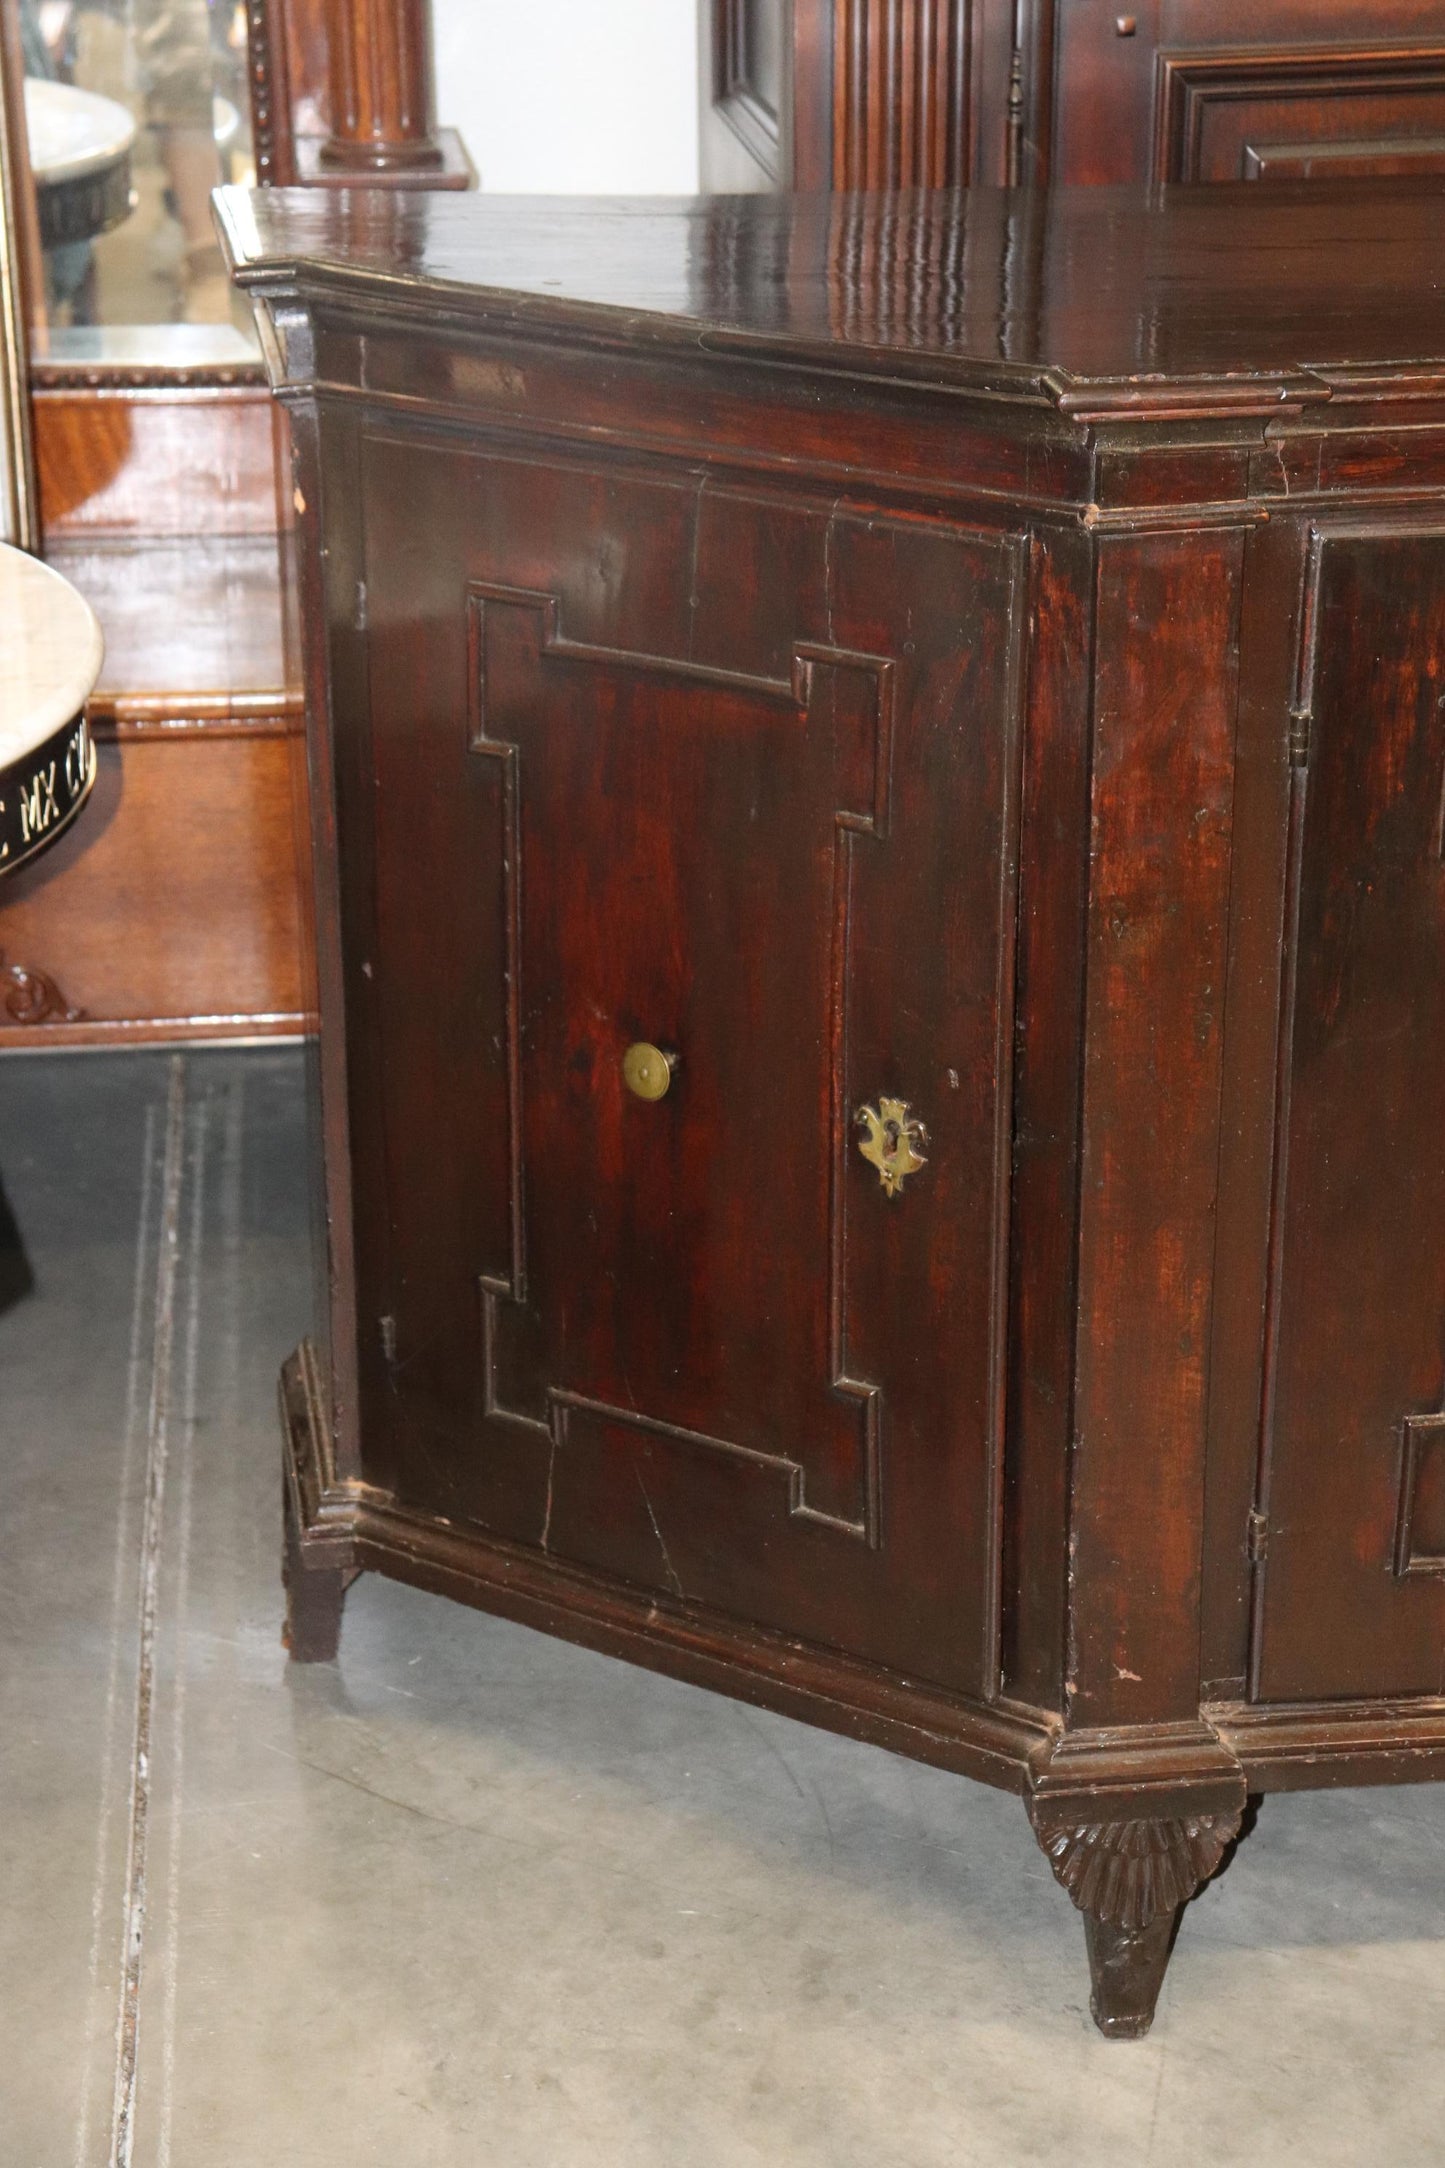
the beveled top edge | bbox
[216,180,1445,421]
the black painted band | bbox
[0,709,95,877]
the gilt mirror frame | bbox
[0,1,36,543]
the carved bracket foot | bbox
[1032,1808,1243,2038]
[283,1478,349,1662]
[279,1339,361,1663]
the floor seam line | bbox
[107,1053,187,2168]
[72,1100,161,2168]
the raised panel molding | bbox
[1395,1410,1445,1574]
[831,0,973,187]
[466,583,895,1546]
[1155,45,1445,183]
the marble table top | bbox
[0,545,103,764]
[24,78,136,187]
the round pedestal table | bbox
[1,542,102,882]
[0,546,102,1025]
[23,78,137,251]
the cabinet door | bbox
[1253,525,1445,1702]
[1046,4,1445,184]
[341,431,1025,1695]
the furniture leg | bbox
[1031,1806,1243,2037]
[1081,1911,1179,2038]
[282,1477,349,1662]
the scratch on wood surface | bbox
[635,1469,685,1600]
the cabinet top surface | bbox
[220,180,1445,413]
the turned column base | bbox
[294,131,475,191]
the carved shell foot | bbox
[1032,1808,1243,2038]
[1034,1810,1242,1931]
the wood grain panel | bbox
[1067,525,1245,1730]
[34,388,279,540]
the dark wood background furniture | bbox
[703,0,1445,188]
[223,175,1445,2036]
[0,0,464,1048]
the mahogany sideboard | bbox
[222,178,1445,2036]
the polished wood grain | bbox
[46,536,291,698]
[218,177,1445,391]
[33,386,278,539]
[227,178,1445,2038]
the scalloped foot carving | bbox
[1033,1810,1243,2037]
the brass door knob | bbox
[622,1042,676,1101]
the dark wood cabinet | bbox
[704,0,1445,188]
[222,176,1445,2038]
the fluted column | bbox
[318,0,446,176]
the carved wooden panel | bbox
[1253,523,1445,1701]
[344,428,1025,1689]
[830,0,973,186]
[468,587,891,1542]
[1156,45,1445,183]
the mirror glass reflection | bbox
[16,0,258,362]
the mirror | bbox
[10,0,259,368]
[0,18,36,541]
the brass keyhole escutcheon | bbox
[623,1041,677,1102]
[856,1097,928,1197]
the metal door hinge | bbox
[1246,1508,1269,1565]
[380,1314,397,1364]
[1287,706,1312,768]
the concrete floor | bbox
[4,1047,1445,2167]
